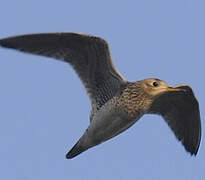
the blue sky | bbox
[0,0,204,179]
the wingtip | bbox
[193,152,198,156]
[0,38,6,46]
[189,150,198,157]
[192,148,199,156]
[185,143,200,157]
[0,37,14,48]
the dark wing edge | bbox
[148,85,201,155]
[0,32,126,113]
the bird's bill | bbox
[166,87,182,92]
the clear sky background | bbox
[0,0,204,179]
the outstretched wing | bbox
[0,33,126,114]
[148,85,201,155]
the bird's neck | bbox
[119,82,152,118]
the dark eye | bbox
[153,81,159,87]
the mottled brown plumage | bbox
[119,82,152,117]
[0,32,201,159]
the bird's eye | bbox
[152,81,159,87]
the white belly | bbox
[84,105,142,147]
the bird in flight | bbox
[0,33,201,159]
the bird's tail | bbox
[66,140,89,159]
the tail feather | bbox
[66,141,88,159]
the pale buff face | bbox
[140,78,180,97]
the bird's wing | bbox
[0,33,126,114]
[148,85,201,155]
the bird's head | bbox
[140,78,182,98]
